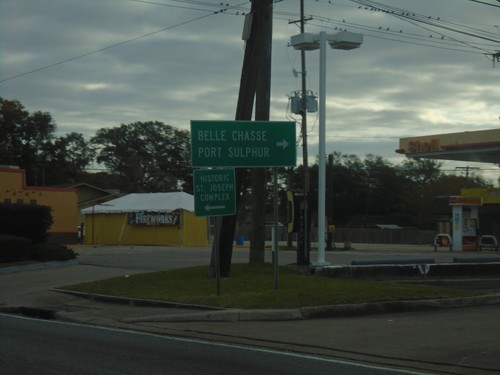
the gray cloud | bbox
[1,0,498,182]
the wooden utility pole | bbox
[210,0,274,276]
[289,0,311,265]
[250,0,273,263]
[298,0,311,265]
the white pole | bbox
[452,205,463,252]
[317,31,327,265]
[273,168,279,288]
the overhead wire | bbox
[348,0,499,53]
[468,0,500,8]
[306,19,492,55]
[276,0,498,150]
[1,0,497,83]
[0,1,250,83]
[274,0,498,63]
[130,0,250,14]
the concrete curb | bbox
[122,308,304,323]
[118,294,500,323]
[4,291,500,323]
[299,293,500,319]
[7,294,500,323]
[52,289,224,311]
[0,259,79,274]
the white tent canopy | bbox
[81,192,194,214]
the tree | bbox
[399,158,442,184]
[396,158,444,228]
[91,121,191,193]
[303,153,447,228]
[0,98,56,185]
[324,153,367,223]
[362,154,407,216]
[47,132,96,184]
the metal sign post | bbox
[193,168,236,296]
[273,167,279,289]
[191,120,297,292]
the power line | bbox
[130,0,249,14]
[0,2,249,84]
[468,0,500,8]
[349,0,500,49]
[1,0,497,83]
[280,1,497,55]
[307,20,491,55]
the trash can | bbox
[235,235,245,246]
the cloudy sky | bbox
[1,0,499,182]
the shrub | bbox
[30,242,78,262]
[0,234,32,263]
[0,203,53,243]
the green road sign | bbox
[193,168,236,217]
[191,121,296,167]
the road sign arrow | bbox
[194,169,236,217]
[191,121,296,167]
[276,139,289,149]
[204,204,226,212]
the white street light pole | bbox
[290,30,363,266]
[317,31,327,265]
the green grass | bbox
[60,263,482,309]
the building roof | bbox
[397,129,500,164]
[81,192,194,214]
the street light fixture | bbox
[291,30,363,265]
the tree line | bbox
[0,98,191,192]
[1,98,492,229]
[283,154,492,229]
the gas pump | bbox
[449,196,482,251]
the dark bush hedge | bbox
[30,242,77,262]
[0,203,53,244]
[0,234,33,262]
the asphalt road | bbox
[2,244,500,374]
[75,243,500,270]
[0,314,427,375]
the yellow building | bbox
[81,192,207,246]
[0,167,78,243]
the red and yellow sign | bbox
[398,129,500,158]
[449,196,482,206]
[461,188,500,205]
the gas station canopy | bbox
[396,129,500,164]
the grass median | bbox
[61,263,482,309]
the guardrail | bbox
[478,235,498,252]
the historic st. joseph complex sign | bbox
[193,168,236,217]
